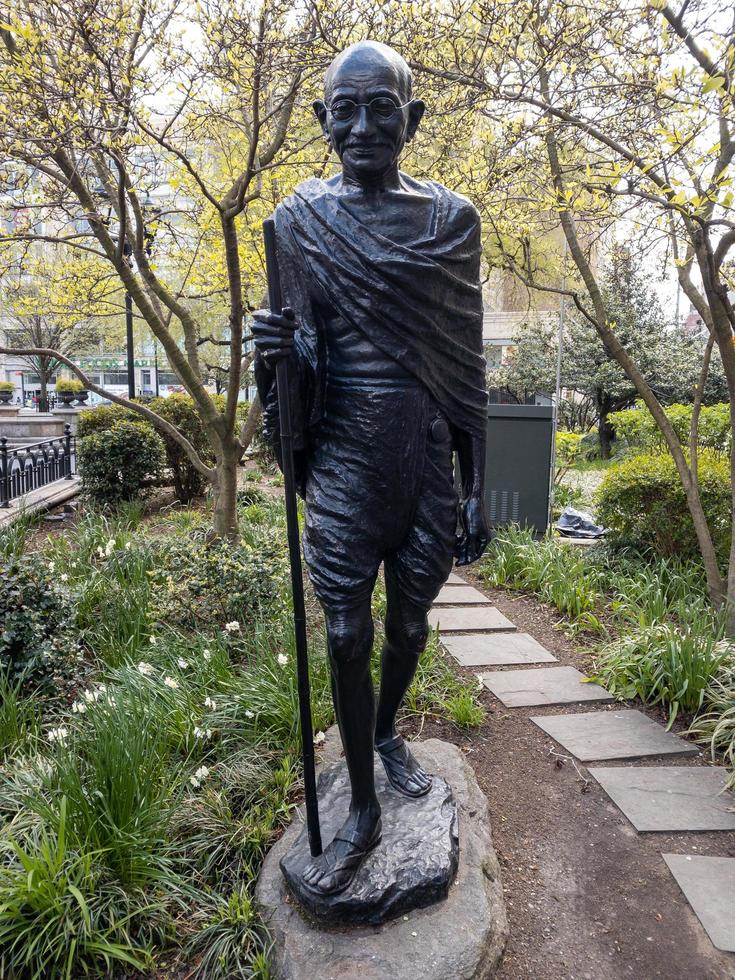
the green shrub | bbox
[0,554,76,690]
[149,533,289,632]
[149,394,214,503]
[595,451,731,561]
[0,380,14,392]
[77,403,140,437]
[78,420,165,507]
[610,401,731,455]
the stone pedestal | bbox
[256,731,507,980]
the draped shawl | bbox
[255,175,487,491]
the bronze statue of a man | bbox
[253,40,489,898]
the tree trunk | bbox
[598,413,614,459]
[211,444,240,539]
[38,371,48,412]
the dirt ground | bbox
[419,571,735,980]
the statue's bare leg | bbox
[374,569,432,797]
[302,600,382,895]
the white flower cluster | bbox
[190,765,209,789]
[71,685,110,714]
[314,731,325,745]
[177,657,188,669]
[96,538,116,559]
[193,726,212,740]
[277,653,289,667]
[204,696,217,710]
[47,726,69,744]
[224,621,240,633]
[202,649,212,662]
[163,676,179,689]
[137,662,155,676]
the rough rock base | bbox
[280,753,458,925]
[256,731,507,980]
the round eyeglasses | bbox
[326,97,412,122]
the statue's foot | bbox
[376,734,432,798]
[301,810,382,897]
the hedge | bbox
[595,450,731,562]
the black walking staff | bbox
[262,217,322,858]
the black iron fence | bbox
[0,425,75,508]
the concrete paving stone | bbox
[442,633,558,667]
[434,585,491,606]
[531,709,698,762]
[588,766,735,832]
[663,854,735,952]
[482,666,612,708]
[428,606,516,634]
[445,572,467,585]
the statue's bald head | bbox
[324,41,413,102]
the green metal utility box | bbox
[484,404,554,535]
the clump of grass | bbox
[480,526,602,624]
[592,623,732,727]
[0,798,159,980]
[444,687,486,728]
[0,672,41,759]
[402,631,484,728]
[29,680,184,887]
[0,510,43,561]
[688,666,735,788]
[184,887,273,979]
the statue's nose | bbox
[351,105,375,136]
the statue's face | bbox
[314,50,424,185]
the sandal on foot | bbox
[375,734,432,798]
[301,819,382,897]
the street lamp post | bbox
[93,186,156,401]
[123,241,135,398]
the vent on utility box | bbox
[488,489,520,525]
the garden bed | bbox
[0,491,484,979]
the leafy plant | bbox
[32,682,183,887]
[184,887,273,980]
[78,420,165,507]
[592,623,732,727]
[54,378,85,394]
[595,451,731,562]
[0,798,157,980]
[0,553,77,690]
[149,532,289,632]
[480,525,601,623]
[149,394,214,503]
[0,671,41,759]
[688,666,735,789]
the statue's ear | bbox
[405,99,425,142]
[313,100,329,138]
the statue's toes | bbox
[407,768,432,794]
[302,861,324,887]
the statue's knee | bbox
[326,614,373,669]
[385,616,429,657]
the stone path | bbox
[433,573,735,959]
